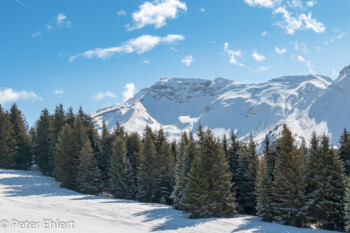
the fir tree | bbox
[183,154,210,218]
[69,117,87,190]
[52,104,65,145]
[236,134,258,215]
[109,136,136,199]
[184,129,237,218]
[65,107,75,128]
[304,134,347,231]
[172,132,195,210]
[98,121,113,190]
[9,104,32,170]
[155,128,175,204]
[54,124,75,188]
[273,124,307,227]
[228,132,240,191]
[256,156,274,222]
[263,135,276,182]
[137,128,158,202]
[344,179,350,232]
[34,108,55,176]
[339,128,350,176]
[125,132,141,190]
[0,106,16,169]
[77,137,103,195]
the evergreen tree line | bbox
[3,104,350,231]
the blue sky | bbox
[1,0,350,126]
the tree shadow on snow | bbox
[229,216,336,233]
[134,207,216,231]
[0,169,79,197]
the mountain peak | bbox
[92,73,345,147]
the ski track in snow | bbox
[0,168,338,233]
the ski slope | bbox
[0,168,338,233]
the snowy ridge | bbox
[92,67,350,146]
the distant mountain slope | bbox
[91,67,350,146]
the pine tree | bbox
[9,104,32,170]
[65,107,75,128]
[256,156,273,222]
[227,132,240,192]
[339,128,350,176]
[236,133,258,214]
[125,132,141,192]
[304,134,347,231]
[183,129,237,218]
[172,132,195,210]
[273,124,307,227]
[155,128,174,204]
[77,137,103,195]
[52,104,65,145]
[98,121,113,190]
[34,108,55,176]
[70,117,87,190]
[263,135,276,182]
[54,124,75,188]
[0,106,16,169]
[78,106,102,177]
[109,136,136,199]
[137,128,158,202]
[344,179,350,232]
[183,154,210,218]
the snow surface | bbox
[0,168,338,233]
[92,68,350,147]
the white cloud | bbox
[199,8,205,12]
[181,55,194,66]
[244,0,281,8]
[16,0,27,8]
[246,0,324,35]
[32,31,42,38]
[297,55,305,62]
[261,31,269,37]
[47,13,72,31]
[294,41,309,54]
[224,43,244,66]
[54,90,64,95]
[127,0,187,30]
[92,91,117,101]
[0,88,41,105]
[275,47,287,55]
[256,66,268,72]
[296,55,314,73]
[141,59,150,64]
[252,51,265,61]
[287,0,303,9]
[306,0,317,7]
[273,7,325,34]
[69,34,184,62]
[324,32,347,45]
[123,83,136,102]
[117,10,127,16]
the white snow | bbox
[91,70,350,147]
[0,168,338,233]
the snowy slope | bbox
[92,71,341,146]
[0,168,338,233]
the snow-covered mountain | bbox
[91,65,350,146]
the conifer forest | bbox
[1,103,350,232]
